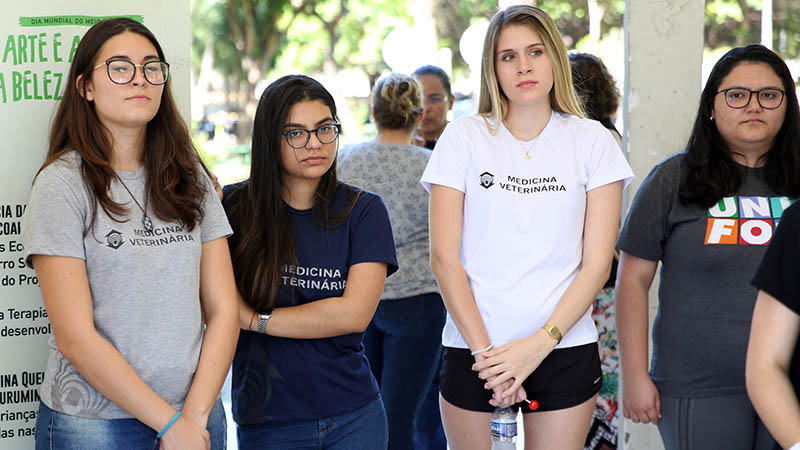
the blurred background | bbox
[189,0,799,186]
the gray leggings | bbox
[658,393,778,450]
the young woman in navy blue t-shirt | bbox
[223,75,398,449]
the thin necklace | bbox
[505,120,539,161]
[516,136,539,161]
[117,176,153,232]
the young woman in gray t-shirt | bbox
[23,18,238,450]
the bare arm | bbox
[475,181,623,397]
[428,184,490,351]
[616,250,661,424]
[746,290,800,448]
[237,261,387,338]
[181,238,239,427]
[429,184,522,406]
[33,255,210,449]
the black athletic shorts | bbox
[440,342,602,413]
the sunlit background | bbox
[189,0,800,188]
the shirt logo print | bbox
[704,196,793,245]
[479,172,495,189]
[105,230,124,249]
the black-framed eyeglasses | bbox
[93,59,170,85]
[281,123,341,149]
[716,88,785,110]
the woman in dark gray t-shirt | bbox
[616,45,800,450]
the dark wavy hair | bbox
[679,44,800,207]
[41,18,206,231]
[228,75,357,312]
[569,52,620,122]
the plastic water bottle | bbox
[490,406,517,449]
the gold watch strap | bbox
[542,324,562,344]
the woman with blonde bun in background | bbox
[339,73,445,450]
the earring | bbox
[710,116,714,121]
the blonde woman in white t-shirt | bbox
[421,5,632,449]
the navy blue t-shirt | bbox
[223,182,398,424]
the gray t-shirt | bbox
[617,153,792,397]
[22,152,232,419]
[338,141,439,300]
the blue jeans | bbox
[362,292,446,450]
[35,398,226,449]
[412,359,447,450]
[236,396,387,449]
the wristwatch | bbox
[257,310,272,335]
[542,324,562,344]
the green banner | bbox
[18,15,144,27]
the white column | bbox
[762,0,773,48]
[620,1,705,449]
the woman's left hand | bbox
[472,330,557,399]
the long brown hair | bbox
[42,18,205,231]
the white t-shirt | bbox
[421,112,633,349]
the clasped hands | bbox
[471,330,557,408]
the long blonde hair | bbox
[478,4,584,134]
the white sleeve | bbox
[584,124,634,191]
[420,120,470,193]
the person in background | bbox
[413,65,455,150]
[24,18,238,450]
[569,52,622,147]
[748,200,800,450]
[570,51,624,448]
[223,74,398,449]
[338,72,445,450]
[422,5,633,449]
[616,44,800,450]
[412,64,453,450]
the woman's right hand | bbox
[159,416,211,450]
[488,377,526,408]
[622,372,661,424]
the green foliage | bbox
[705,0,800,61]
[271,0,411,78]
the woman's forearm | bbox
[182,307,238,421]
[247,262,387,339]
[747,292,800,448]
[542,259,611,340]
[183,237,240,422]
[432,254,491,351]
[616,259,656,379]
[748,362,800,448]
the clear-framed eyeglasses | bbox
[281,123,341,149]
[717,88,785,110]
[93,59,170,85]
